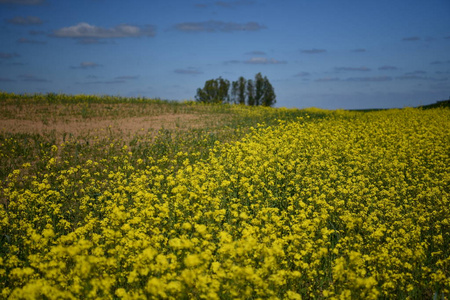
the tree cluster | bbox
[195,73,276,107]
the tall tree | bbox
[231,76,247,105]
[261,76,276,107]
[231,80,239,104]
[254,72,264,106]
[195,77,230,103]
[246,79,255,106]
[195,73,276,107]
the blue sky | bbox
[0,0,449,109]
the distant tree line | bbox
[195,72,276,107]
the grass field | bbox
[1,92,449,299]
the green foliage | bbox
[195,77,231,104]
[196,73,276,107]
[0,91,180,106]
[231,76,247,105]
[418,99,450,109]
[261,76,276,107]
[247,79,255,106]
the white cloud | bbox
[174,20,266,32]
[225,57,286,64]
[346,76,392,82]
[71,62,102,69]
[174,67,203,74]
[52,23,156,39]
[300,49,327,54]
[335,66,371,72]
[244,57,286,64]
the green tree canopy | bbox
[195,77,230,104]
[196,73,276,107]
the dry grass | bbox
[0,101,234,143]
[1,114,219,137]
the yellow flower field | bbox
[1,99,449,299]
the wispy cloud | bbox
[0,52,20,59]
[214,1,254,8]
[396,75,429,80]
[244,57,286,64]
[5,62,25,66]
[314,76,393,83]
[78,79,126,85]
[335,66,371,72]
[395,70,442,81]
[378,65,398,71]
[226,57,286,64]
[405,70,427,75]
[300,49,327,54]
[224,60,241,65]
[174,20,266,33]
[0,77,17,82]
[315,77,340,82]
[245,50,266,55]
[294,72,310,77]
[195,1,254,9]
[0,0,45,5]
[115,75,139,80]
[402,36,420,41]
[6,16,43,25]
[430,60,450,65]
[78,75,138,84]
[77,38,111,45]
[29,29,46,35]
[17,37,46,44]
[346,76,392,82]
[71,62,102,69]
[174,67,203,74]
[18,74,50,82]
[51,23,156,41]
[395,71,438,80]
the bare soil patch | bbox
[0,113,217,142]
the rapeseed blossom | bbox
[1,107,449,299]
